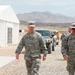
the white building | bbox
[0,5,20,47]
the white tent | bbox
[0,5,20,47]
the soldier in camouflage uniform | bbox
[61,23,75,75]
[60,33,65,41]
[66,26,72,36]
[15,21,47,75]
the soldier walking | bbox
[15,21,47,75]
[61,23,75,75]
[60,33,65,41]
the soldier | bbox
[15,21,47,75]
[61,23,75,75]
[66,26,72,36]
[60,33,65,41]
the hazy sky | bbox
[0,0,75,17]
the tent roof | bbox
[0,5,20,23]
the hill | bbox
[17,11,75,23]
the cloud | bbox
[0,0,75,16]
[20,0,75,6]
[0,0,75,6]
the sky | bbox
[0,0,75,17]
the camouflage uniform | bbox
[15,32,47,75]
[60,34,65,41]
[61,33,75,75]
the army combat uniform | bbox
[15,32,47,75]
[60,34,65,41]
[61,33,75,75]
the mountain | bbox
[17,11,75,23]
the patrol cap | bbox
[28,21,35,27]
[70,23,75,30]
[72,23,75,26]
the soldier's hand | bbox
[16,54,19,60]
[63,55,68,60]
[42,56,46,61]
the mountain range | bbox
[17,11,75,23]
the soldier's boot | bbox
[74,72,75,75]
[69,72,74,75]
[27,72,32,75]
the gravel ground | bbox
[0,42,68,75]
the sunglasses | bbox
[72,28,75,30]
[28,23,35,25]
